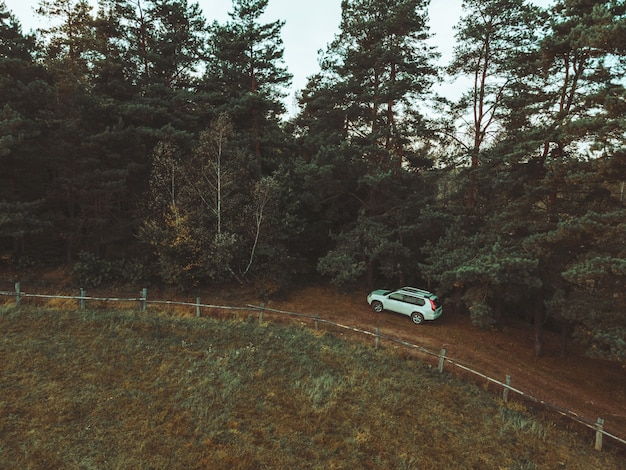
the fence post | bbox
[438,348,447,373]
[375,327,380,349]
[79,288,86,310]
[315,314,319,330]
[196,297,201,318]
[595,417,605,451]
[140,288,147,312]
[15,282,20,307]
[259,303,265,323]
[503,374,511,402]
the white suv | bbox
[367,287,442,325]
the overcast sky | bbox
[5,0,552,113]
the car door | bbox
[386,293,412,316]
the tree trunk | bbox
[367,260,374,290]
[560,323,571,358]
[494,297,504,329]
[397,268,405,287]
[533,296,544,357]
[452,284,462,315]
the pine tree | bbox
[0,3,53,258]
[298,0,439,286]
[128,0,206,89]
[36,0,96,87]
[423,0,626,357]
[201,0,291,169]
[445,0,543,210]
[327,0,438,168]
[511,0,626,357]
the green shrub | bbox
[73,252,146,288]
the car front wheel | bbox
[411,312,424,325]
[371,301,383,313]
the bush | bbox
[467,301,497,328]
[73,252,146,288]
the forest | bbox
[0,0,625,360]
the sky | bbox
[5,0,552,113]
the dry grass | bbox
[0,305,624,469]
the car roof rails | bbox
[400,287,432,295]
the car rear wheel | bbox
[371,301,383,313]
[411,312,424,325]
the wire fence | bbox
[1,282,624,452]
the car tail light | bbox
[429,299,436,311]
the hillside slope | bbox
[0,306,624,469]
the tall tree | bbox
[0,2,54,258]
[330,0,438,167]
[89,0,135,97]
[36,0,96,86]
[202,0,291,169]
[298,0,440,287]
[426,0,626,358]
[86,0,209,259]
[34,0,99,261]
[119,0,207,135]
[520,1,626,354]
[446,0,543,209]
[508,0,626,356]
[0,2,40,197]
[35,0,125,261]
[31,0,211,261]
[126,0,206,89]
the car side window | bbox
[405,295,425,306]
[389,293,404,301]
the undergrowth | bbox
[0,306,623,469]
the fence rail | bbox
[1,282,624,452]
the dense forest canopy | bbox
[1,0,625,360]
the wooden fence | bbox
[1,282,624,452]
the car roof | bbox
[397,287,436,298]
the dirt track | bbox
[264,286,626,448]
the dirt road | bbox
[265,285,626,448]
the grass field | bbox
[1,306,624,469]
